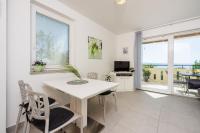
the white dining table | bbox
[43,78,119,127]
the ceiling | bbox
[59,0,200,34]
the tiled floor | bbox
[13,90,200,133]
[88,90,200,133]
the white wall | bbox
[115,18,200,68]
[0,0,7,132]
[115,32,135,67]
[7,0,116,127]
[143,18,200,38]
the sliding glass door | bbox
[173,35,200,97]
[141,40,171,94]
[141,32,200,97]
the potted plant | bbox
[143,69,151,82]
[105,74,112,82]
[32,60,46,72]
[64,65,82,79]
[64,65,88,85]
[192,60,200,74]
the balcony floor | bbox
[142,81,199,98]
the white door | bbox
[141,39,171,94]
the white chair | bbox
[87,72,98,79]
[15,80,56,133]
[98,91,117,121]
[87,72,117,121]
[25,89,83,133]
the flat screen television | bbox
[114,61,130,72]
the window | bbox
[31,5,72,73]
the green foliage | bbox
[161,71,163,74]
[143,64,154,68]
[88,37,102,59]
[192,60,200,69]
[36,31,68,65]
[143,69,151,77]
[90,42,99,56]
[32,60,46,72]
[36,31,54,60]
[105,74,112,82]
[32,60,46,66]
[64,65,81,79]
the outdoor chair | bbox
[186,79,200,94]
[173,73,187,92]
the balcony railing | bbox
[142,64,200,84]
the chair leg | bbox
[102,97,104,105]
[98,96,101,104]
[113,93,117,111]
[15,106,23,133]
[185,87,189,94]
[185,82,189,94]
[102,96,106,122]
[23,120,28,133]
[26,122,30,133]
[185,87,187,94]
[187,89,189,94]
[80,117,83,133]
[60,128,66,133]
[45,119,49,133]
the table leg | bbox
[70,97,87,127]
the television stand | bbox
[115,71,133,76]
[111,71,135,92]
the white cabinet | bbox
[115,77,124,91]
[113,73,134,92]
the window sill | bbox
[30,69,66,75]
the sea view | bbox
[143,63,198,69]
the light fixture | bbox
[115,0,127,5]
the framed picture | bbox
[123,47,128,54]
[88,36,102,59]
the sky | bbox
[142,36,200,65]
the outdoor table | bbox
[179,72,200,79]
[179,72,200,93]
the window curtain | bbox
[0,0,7,132]
[134,31,142,89]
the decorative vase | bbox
[144,76,149,82]
[33,65,45,72]
[67,79,88,85]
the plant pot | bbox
[144,76,149,82]
[33,65,45,72]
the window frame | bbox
[31,4,74,74]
